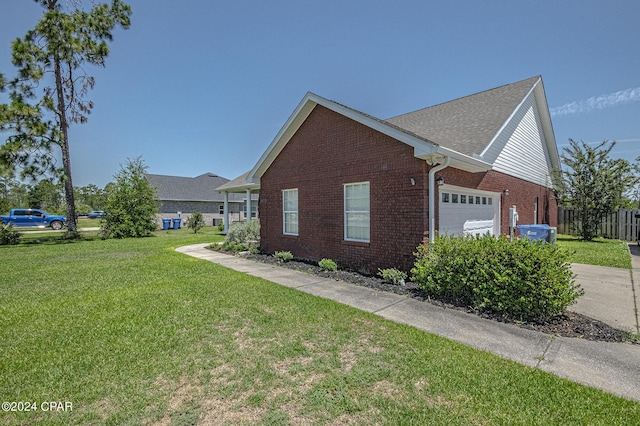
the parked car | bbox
[0,208,66,230]
[87,210,106,219]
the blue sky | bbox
[1,0,639,187]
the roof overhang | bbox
[216,182,260,193]
[418,148,492,173]
[215,171,260,193]
[532,79,562,172]
[247,92,493,183]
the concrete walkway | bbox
[571,256,639,334]
[176,243,640,402]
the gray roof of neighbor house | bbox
[146,173,244,202]
[385,76,540,157]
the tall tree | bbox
[0,0,131,233]
[554,139,639,240]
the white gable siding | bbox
[482,94,553,187]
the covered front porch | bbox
[216,171,260,233]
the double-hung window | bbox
[344,182,370,242]
[282,189,298,235]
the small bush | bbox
[223,243,247,252]
[319,258,338,272]
[411,234,583,322]
[274,251,293,262]
[225,221,260,249]
[378,268,407,285]
[185,212,205,234]
[0,223,21,245]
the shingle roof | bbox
[385,76,540,156]
[146,173,243,202]
[216,170,259,192]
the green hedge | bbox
[411,235,583,322]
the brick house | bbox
[222,76,560,272]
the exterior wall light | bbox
[435,176,445,186]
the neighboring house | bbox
[146,172,254,226]
[222,76,560,272]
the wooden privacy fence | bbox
[557,207,640,241]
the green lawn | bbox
[557,234,632,269]
[1,229,639,425]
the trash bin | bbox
[172,218,181,230]
[517,224,550,241]
[162,218,172,230]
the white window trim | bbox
[344,181,370,242]
[282,188,298,236]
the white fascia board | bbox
[532,82,562,171]
[323,101,439,156]
[479,77,540,160]
[248,93,319,181]
[248,92,442,180]
[248,91,495,179]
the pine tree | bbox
[0,0,131,234]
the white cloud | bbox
[550,86,640,117]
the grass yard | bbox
[1,228,639,425]
[557,234,632,269]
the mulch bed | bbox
[239,252,636,344]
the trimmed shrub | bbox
[274,251,293,262]
[319,258,338,272]
[411,234,582,321]
[378,268,407,285]
[224,221,260,250]
[0,223,21,245]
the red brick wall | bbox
[259,105,558,272]
[259,105,429,273]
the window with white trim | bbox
[344,182,370,242]
[282,189,298,235]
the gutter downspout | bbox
[428,156,450,242]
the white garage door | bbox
[439,186,500,237]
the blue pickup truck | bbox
[0,208,66,230]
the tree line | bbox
[0,177,110,216]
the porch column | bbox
[246,189,252,222]
[223,191,229,234]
